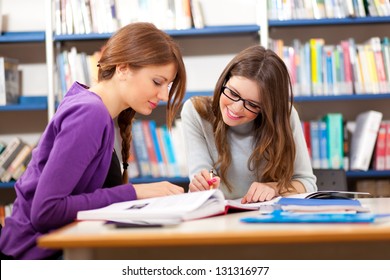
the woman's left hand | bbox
[241,182,278,203]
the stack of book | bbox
[0,137,33,183]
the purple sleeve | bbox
[30,104,137,232]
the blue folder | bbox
[276,197,362,206]
[240,210,376,224]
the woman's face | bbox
[219,76,261,126]
[120,63,177,115]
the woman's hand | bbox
[133,181,184,199]
[241,182,278,203]
[189,169,220,192]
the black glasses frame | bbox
[221,86,261,114]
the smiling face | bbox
[119,63,177,115]
[219,76,261,126]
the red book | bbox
[374,122,387,170]
[385,122,390,170]
[141,120,160,177]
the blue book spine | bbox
[161,125,180,177]
[318,120,329,169]
[132,120,152,177]
[324,113,344,169]
[310,121,321,169]
[149,120,167,177]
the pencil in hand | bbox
[209,169,214,190]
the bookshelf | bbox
[0,31,47,197]
[1,0,390,191]
[266,5,390,190]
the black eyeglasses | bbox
[221,86,261,114]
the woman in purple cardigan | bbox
[0,22,186,259]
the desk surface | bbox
[38,198,390,259]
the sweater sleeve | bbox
[30,103,136,232]
[180,99,216,180]
[290,106,318,192]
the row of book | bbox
[125,119,187,179]
[0,203,13,227]
[0,138,33,183]
[54,0,204,36]
[270,36,390,96]
[302,110,389,172]
[0,57,20,106]
[268,0,390,20]
[56,47,101,101]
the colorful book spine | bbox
[385,121,390,170]
[161,125,180,177]
[324,113,344,169]
[374,121,387,170]
[318,120,329,169]
[1,144,32,182]
[131,120,151,177]
[141,120,160,178]
[310,121,321,169]
[0,138,25,178]
[148,120,168,177]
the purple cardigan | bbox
[0,82,137,259]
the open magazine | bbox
[76,189,278,225]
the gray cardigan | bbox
[180,99,317,199]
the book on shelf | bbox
[373,121,387,170]
[148,120,168,177]
[169,118,188,177]
[0,203,13,227]
[368,37,388,93]
[323,113,344,169]
[10,146,33,181]
[382,37,390,91]
[309,121,321,169]
[318,120,328,168]
[76,189,279,225]
[141,120,160,178]
[350,110,383,171]
[1,143,32,182]
[0,0,2,34]
[160,124,181,177]
[0,137,26,179]
[131,120,152,177]
[191,0,205,29]
[0,57,20,106]
[0,141,6,155]
[385,121,390,170]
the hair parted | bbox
[97,22,187,183]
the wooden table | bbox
[38,198,390,259]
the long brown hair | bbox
[193,45,295,194]
[97,22,186,183]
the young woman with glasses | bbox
[181,45,316,203]
[0,22,186,259]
